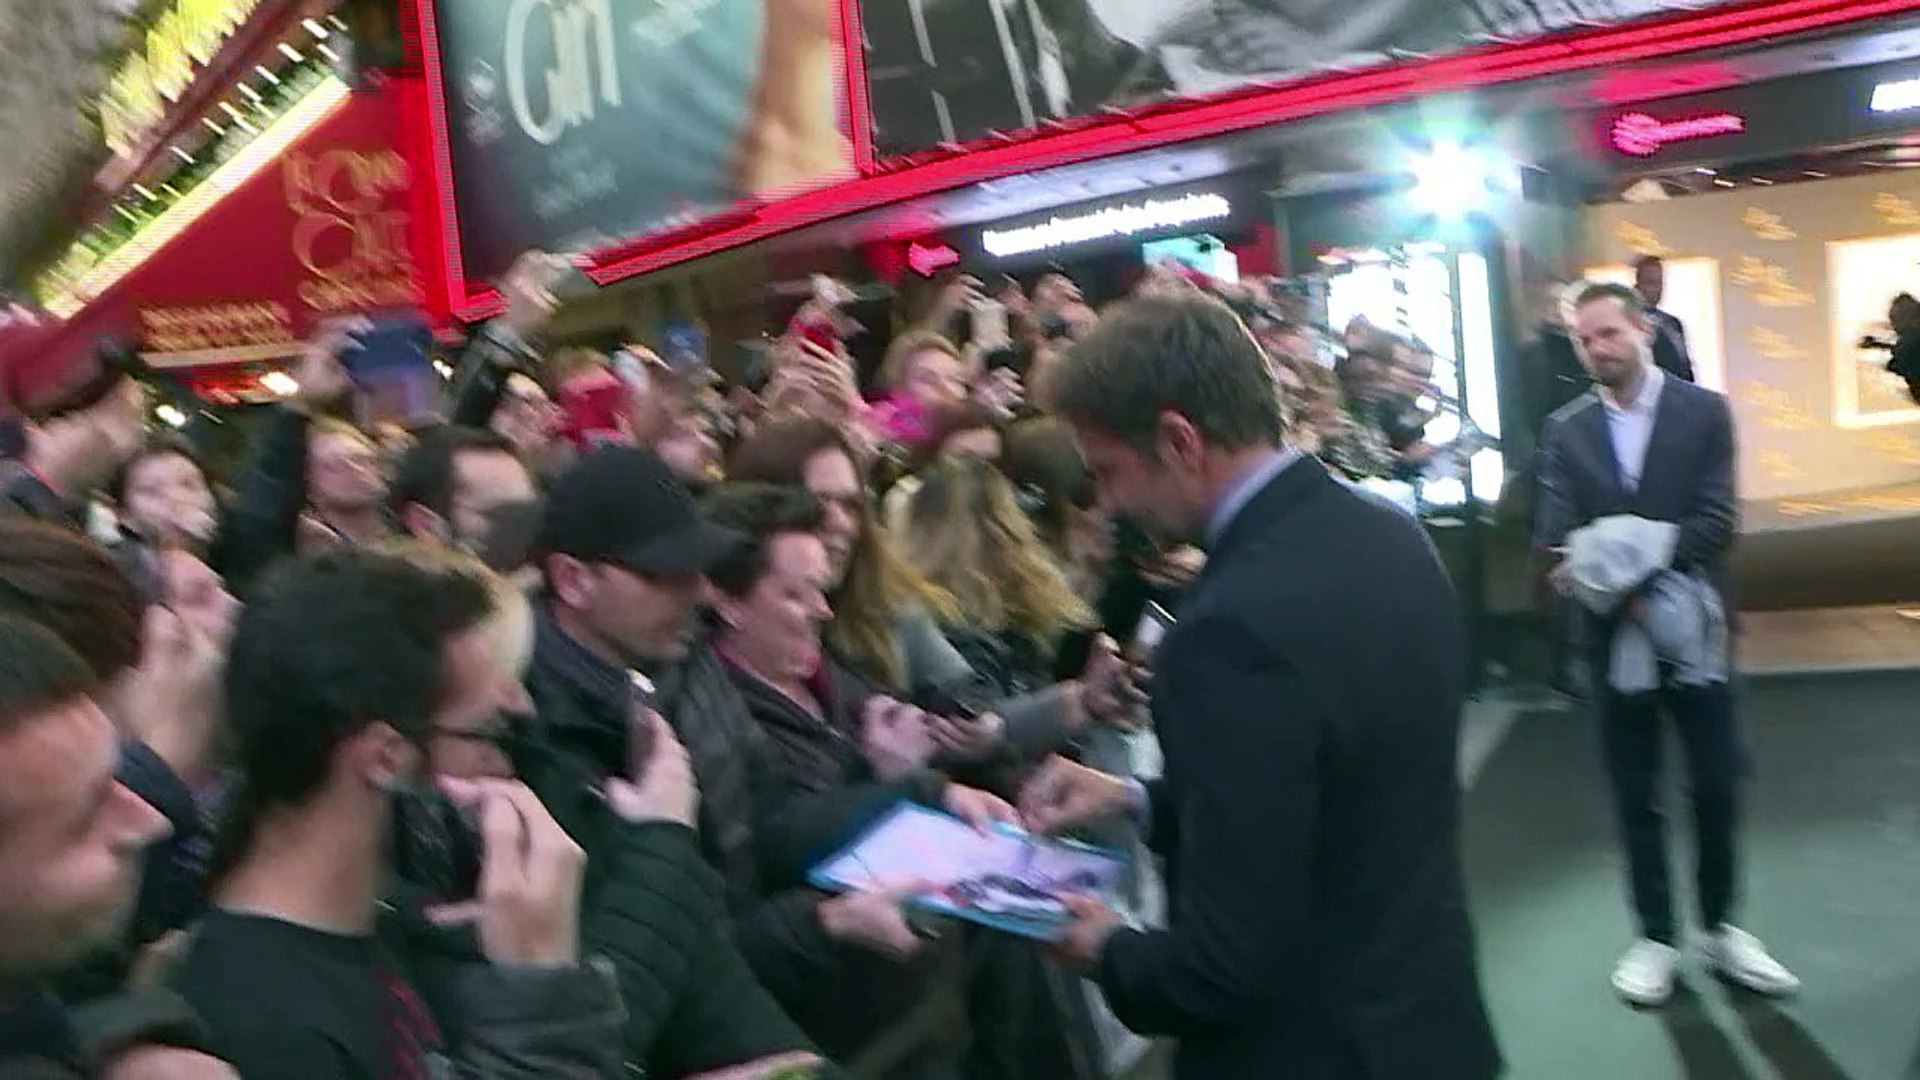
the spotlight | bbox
[1408,142,1515,220]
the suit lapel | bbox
[1633,378,1685,513]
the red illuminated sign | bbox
[906,240,960,277]
[1608,110,1747,157]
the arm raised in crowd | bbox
[209,324,358,591]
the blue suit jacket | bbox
[1097,455,1501,1080]
[1534,376,1739,673]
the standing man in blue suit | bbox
[1019,293,1500,1080]
[1536,281,1798,1007]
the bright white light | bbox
[1458,251,1502,438]
[1421,477,1467,507]
[155,403,187,428]
[1411,144,1484,217]
[1470,449,1504,502]
[259,372,300,396]
[277,43,305,63]
[302,17,331,38]
[433,360,454,379]
[1872,77,1920,113]
[1409,143,1515,219]
[981,193,1232,257]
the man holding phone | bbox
[1018,294,1499,1080]
[168,550,625,1078]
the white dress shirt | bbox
[1601,363,1665,493]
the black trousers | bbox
[1598,680,1745,944]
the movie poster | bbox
[433,0,852,282]
[860,0,1751,157]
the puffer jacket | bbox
[402,805,800,1079]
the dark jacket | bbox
[1097,455,1500,1080]
[0,462,79,527]
[404,808,803,1079]
[719,658,969,1073]
[517,611,913,1074]
[205,404,320,597]
[0,983,209,1079]
[1534,377,1738,679]
[1648,308,1696,383]
[51,743,216,1006]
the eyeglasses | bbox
[427,711,532,754]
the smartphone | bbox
[791,310,841,353]
[970,296,1009,345]
[1131,602,1176,661]
[659,320,708,376]
[982,345,1023,375]
[340,312,433,377]
[391,786,484,903]
[733,339,773,391]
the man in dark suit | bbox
[1020,294,1500,1080]
[1633,255,1696,383]
[1536,281,1797,1007]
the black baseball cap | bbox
[539,446,742,576]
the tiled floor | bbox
[1738,605,1920,675]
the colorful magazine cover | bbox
[809,801,1130,941]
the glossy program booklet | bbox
[809,801,1129,941]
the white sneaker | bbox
[1612,939,1680,1006]
[1706,925,1801,996]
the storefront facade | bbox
[4,0,430,417]
[1577,60,1920,501]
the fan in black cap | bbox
[538,446,744,576]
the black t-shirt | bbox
[170,910,445,1080]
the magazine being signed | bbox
[810,801,1129,940]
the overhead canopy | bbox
[3,78,420,411]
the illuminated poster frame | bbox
[410,0,1920,322]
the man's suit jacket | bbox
[1534,376,1738,677]
[1649,309,1696,383]
[1097,455,1501,1080]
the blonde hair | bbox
[900,454,1092,645]
[878,329,962,392]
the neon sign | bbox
[99,0,265,158]
[1871,76,1920,113]
[906,240,960,277]
[1608,110,1747,157]
[981,192,1232,258]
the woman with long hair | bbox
[898,453,1093,699]
[728,417,1129,766]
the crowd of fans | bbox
[0,253,1465,1079]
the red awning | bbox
[3,80,420,411]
